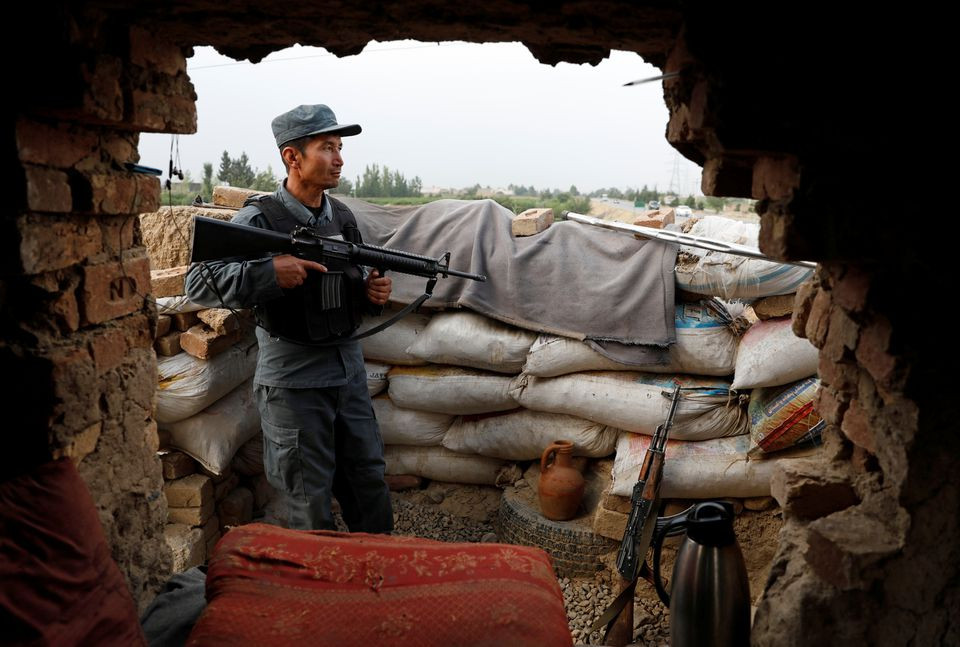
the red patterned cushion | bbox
[187,523,572,646]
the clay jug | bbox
[538,440,585,521]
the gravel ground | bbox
[391,486,671,646]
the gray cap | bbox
[271,104,362,148]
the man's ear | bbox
[281,146,299,169]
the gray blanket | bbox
[345,198,677,363]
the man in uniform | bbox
[184,104,393,533]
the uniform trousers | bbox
[255,370,393,532]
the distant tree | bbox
[608,187,623,199]
[217,151,256,188]
[331,176,353,196]
[569,185,579,196]
[217,151,231,184]
[202,163,214,200]
[683,195,696,208]
[252,165,279,191]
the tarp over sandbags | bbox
[442,410,619,461]
[675,216,813,299]
[387,365,516,415]
[509,372,749,441]
[406,311,537,374]
[156,340,258,424]
[731,316,819,389]
[384,445,521,486]
[610,432,813,499]
[159,378,259,475]
[346,197,677,366]
[523,300,738,378]
[358,309,431,365]
[372,396,453,446]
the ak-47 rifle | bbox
[591,384,682,645]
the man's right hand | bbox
[273,255,327,289]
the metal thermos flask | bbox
[652,501,751,647]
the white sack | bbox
[366,361,391,396]
[156,341,258,424]
[731,316,819,389]
[675,216,814,299]
[155,295,205,315]
[509,372,749,441]
[442,410,619,461]
[406,311,537,374]
[387,365,516,414]
[372,395,453,446]
[384,445,519,486]
[160,378,259,475]
[358,310,431,365]
[611,431,805,499]
[523,301,738,378]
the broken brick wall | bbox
[8,10,196,610]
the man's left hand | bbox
[365,270,392,306]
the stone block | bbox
[18,214,101,275]
[600,489,632,514]
[214,472,240,502]
[753,294,796,320]
[180,324,242,360]
[167,497,215,527]
[805,506,902,590]
[385,474,423,491]
[633,207,675,229]
[138,206,235,270]
[161,450,197,480]
[197,308,240,336]
[592,505,627,541]
[218,487,254,528]
[24,166,72,213]
[751,155,801,201]
[164,473,213,508]
[512,208,553,236]
[213,185,267,208]
[81,250,150,325]
[770,460,859,520]
[154,331,182,356]
[164,524,204,573]
[156,315,172,338]
[151,266,188,298]
[171,311,199,332]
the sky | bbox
[138,41,704,196]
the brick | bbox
[197,308,240,336]
[51,422,102,464]
[840,398,876,454]
[512,208,553,236]
[129,26,187,76]
[600,490,632,514]
[818,355,858,393]
[167,500,214,527]
[751,155,801,201]
[743,496,777,511]
[99,216,136,254]
[832,266,870,313]
[156,314,172,338]
[592,505,627,541]
[855,315,897,387]
[218,487,254,528]
[164,473,213,508]
[770,460,859,520]
[754,294,795,320]
[214,472,240,502]
[805,507,902,590]
[821,306,858,363]
[24,166,72,213]
[81,250,150,325]
[791,277,817,336]
[213,185,266,208]
[702,155,753,198]
[171,311,199,332]
[16,119,99,168]
[100,133,138,168]
[633,207,675,229]
[130,91,197,134]
[18,214,102,275]
[180,324,242,360]
[815,387,849,426]
[150,266,188,298]
[154,331,182,356]
[804,289,832,348]
[385,474,423,491]
[161,450,197,480]
[81,56,124,122]
[164,524,204,573]
[85,172,160,215]
[88,314,153,373]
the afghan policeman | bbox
[184,104,393,532]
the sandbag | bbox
[231,434,264,476]
[365,361,390,396]
[442,410,619,461]
[384,445,520,486]
[675,216,814,299]
[523,300,738,377]
[731,316,819,389]
[160,378,260,475]
[387,365,516,414]
[406,311,537,374]
[155,295,205,315]
[156,340,258,424]
[509,372,749,441]
[611,432,812,499]
[749,377,822,454]
[358,310,431,365]
[372,396,453,446]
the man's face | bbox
[291,134,344,191]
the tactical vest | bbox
[245,194,367,344]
